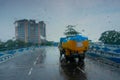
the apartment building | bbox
[15,19,46,44]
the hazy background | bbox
[0,0,120,42]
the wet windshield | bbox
[0,0,120,80]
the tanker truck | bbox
[59,35,89,63]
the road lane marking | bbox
[34,61,37,65]
[36,57,39,61]
[28,68,33,76]
[77,67,85,73]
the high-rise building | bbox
[15,19,46,44]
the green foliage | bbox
[41,41,53,46]
[0,42,6,51]
[0,39,56,51]
[99,30,120,45]
[0,39,35,51]
[15,40,28,48]
[64,25,79,36]
[5,39,16,50]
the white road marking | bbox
[28,68,33,76]
[77,67,85,73]
[36,57,39,61]
[34,61,37,65]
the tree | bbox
[0,39,38,51]
[15,40,29,48]
[5,39,16,50]
[0,41,5,51]
[64,25,79,36]
[99,30,120,45]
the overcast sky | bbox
[0,0,120,42]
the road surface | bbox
[0,47,120,80]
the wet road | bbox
[0,47,120,80]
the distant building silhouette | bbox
[14,19,46,44]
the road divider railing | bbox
[0,54,14,63]
[87,44,120,68]
[0,46,41,64]
[0,47,33,63]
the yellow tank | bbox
[62,40,89,54]
[59,35,89,62]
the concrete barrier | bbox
[0,54,14,63]
[87,49,120,68]
[0,48,25,63]
[0,46,42,64]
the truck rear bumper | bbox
[68,53,85,58]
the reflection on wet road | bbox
[0,47,120,80]
[60,61,87,80]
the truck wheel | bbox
[82,53,85,59]
[65,55,69,63]
[78,56,84,63]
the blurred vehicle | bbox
[59,35,89,63]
